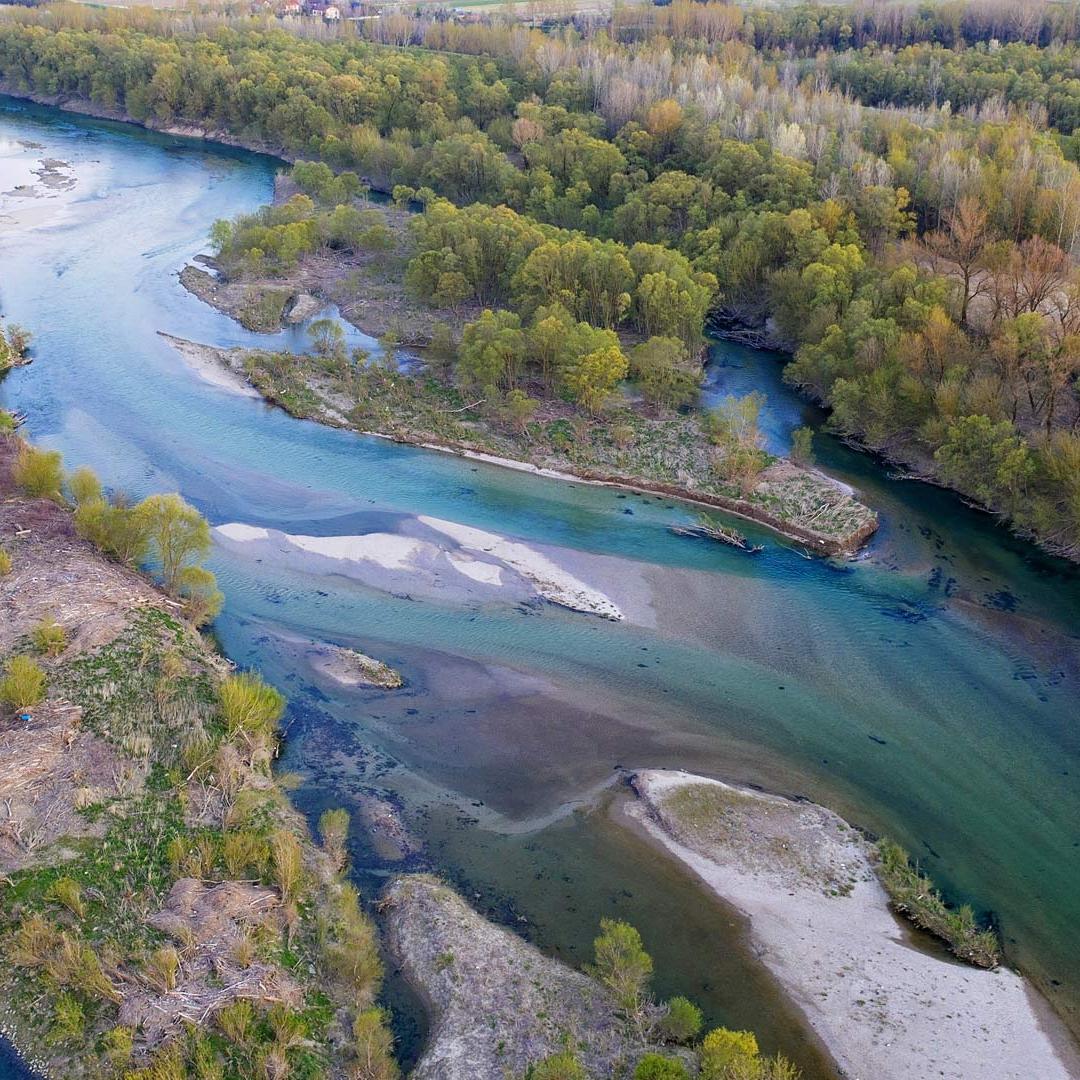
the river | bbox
[1,95,1078,1077]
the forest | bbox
[0,0,1078,557]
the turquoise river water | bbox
[1,96,1078,1077]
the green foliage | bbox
[589,918,653,1021]
[0,548,11,576]
[0,654,47,711]
[633,1054,689,1080]
[524,1051,588,1080]
[31,617,67,658]
[457,309,525,392]
[138,492,213,595]
[318,808,350,872]
[46,876,85,918]
[219,672,286,743]
[47,992,85,1045]
[74,494,152,567]
[318,882,383,999]
[351,1007,400,1080]
[562,345,629,414]
[699,1028,759,1080]
[789,427,814,466]
[876,839,1000,967]
[271,828,305,905]
[12,445,64,501]
[102,1026,135,1069]
[657,996,702,1044]
[67,466,103,506]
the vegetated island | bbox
[625,769,1080,1080]
[177,179,878,557]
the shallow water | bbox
[1,95,1079,1076]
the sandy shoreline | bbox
[157,332,261,399]
[627,769,1080,1080]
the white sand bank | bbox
[628,769,1080,1080]
[157,333,261,399]
[419,515,623,620]
[214,518,622,620]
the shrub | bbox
[589,918,653,1019]
[271,828,304,905]
[146,946,181,993]
[526,1052,588,1080]
[124,1041,186,1080]
[177,564,224,627]
[222,829,270,879]
[633,1054,689,1080]
[67,466,103,505]
[0,654,47,711]
[321,883,383,998]
[318,807,350,872]
[47,993,85,1045]
[352,1007,399,1080]
[216,999,255,1045]
[103,1026,135,1069]
[74,496,151,566]
[876,838,1000,967]
[657,996,702,1044]
[790,426,815,465]
[45,932,121,1003]
[699,1028,759,1080]
[31,618,67,657]
[219,673,286,742]
[47,876,85,918]
[12,445,64,500]
[0,548,11,575]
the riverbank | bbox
[625,769,1080,1080]
[0,433,395,1077]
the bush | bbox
[146,946,181,993]
[222,829,270,879]
[13,445,64,500]
[47,877,85,918]
[47,993,85,1045]
[216,1000,256,1046]
[0,654,47,711]
[526,1052,588,1080]
[270,828,305,905]
[67,466,103,505]
[318,807,350,872]
[790,426,815,465]
[31,618,67,657]
[0,548,11,575]
[657,996,702,1044]
[352,1007,399,1080]
[699,1028,759,1080]
[633,1054,689,1080]
[589,918,653,1019]
[74,496,151,566]
[102,1026,134,1069]
[219,673,286,742]
[320,882,383,998]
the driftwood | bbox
[670,514,764,553]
